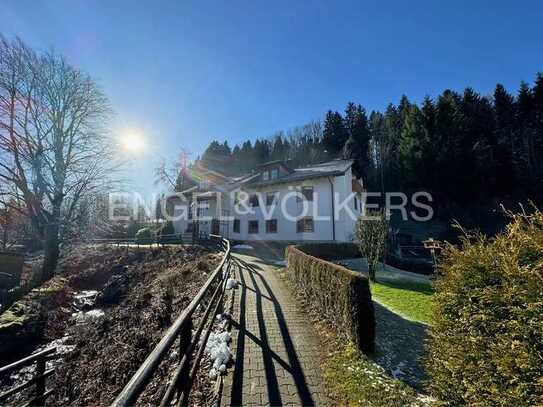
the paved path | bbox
[221,253,330,406]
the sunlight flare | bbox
[120,130,145,153]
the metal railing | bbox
[111,234,232,406]
[89,232,216,248]
[0,347,58,406]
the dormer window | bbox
[270,168,279,179]
[262,171,269,181]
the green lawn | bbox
[371,279,434,325]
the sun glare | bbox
[120,131,145,153]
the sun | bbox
[120,131,145,153]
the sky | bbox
[1,0,542,197]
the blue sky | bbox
[1,1,542,195]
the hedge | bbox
[285,244,375,353]
[296,242,360,260]
[425,210,543,405]
[385,253,434,275]
[296,242,435,276]
[135,227,153,244]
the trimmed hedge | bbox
[285,244,375,353]
[296,242,360,261]
[135,227,152,244]
[425,210,543,405]
[385,253,434,275]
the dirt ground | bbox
[2,244,222,406]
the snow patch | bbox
[72,309,105,323]
[390,362,405,379]
[226,278,239,290]
[232,244,254,250]
[205,330,232,379]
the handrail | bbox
[0,347,55,375]
[111,235,231,406]
[88,232,213,248]
[0,347,57,404]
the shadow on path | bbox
[225,255,318,406]
[373,302,428,389]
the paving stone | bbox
[221,253,331,406]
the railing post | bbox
[35,355,46,406]
[178,317,192,394]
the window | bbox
[270,168,279,179]
[233,219,240,233]
[266,219,278,233]
[354,196,358,211]
[248,220,259,234]
[266,192,278,206]
[296,217,314,233]
[297,186,314,202]
[302,186,313,201]
[262,171,269,181]
[249,194,259,207]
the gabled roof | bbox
[180,159,355,192]
[256,160,295,174]
[243,159,354,188]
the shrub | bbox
[285,244,375,353]
[135,228,153,244]
[297,242,359,260]
[425,210,543,405]
[385,253,434,275]
[159,221,175,236]
[355,211,388,282]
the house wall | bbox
[173,169,364,242]
[227,170,363,242]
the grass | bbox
[276,266,431,406]
[370,279,434,325]
[319,322,428,406]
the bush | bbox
[385,253,434,275]
[159,221,175,236]
[285,244,375,353]
[425,210,543,405]
[355,212,388,282]
[135,228,153,244]
[296,242,359,260]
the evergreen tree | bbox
[493,84,517,193]
[323,110,348,156]
[517,81,536,182]
[344,102,370,178]
[398,104,426,187]
[369,110,386,192]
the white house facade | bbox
[172,159,364,243]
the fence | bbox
[0,234,230,406]
[89,232,217,248]
[112,234,231,406]
[0,347,59,405]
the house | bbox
[171,159,364,242]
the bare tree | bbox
[154,148,191,190]
[355,210,389,282]
[0,36,115,279]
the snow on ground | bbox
[205,315,233,380]
[232,244,254,250]
[226,278,239,290]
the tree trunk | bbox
[41,222,59,281]
[2,226,7,251]
[368,263,376,283]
